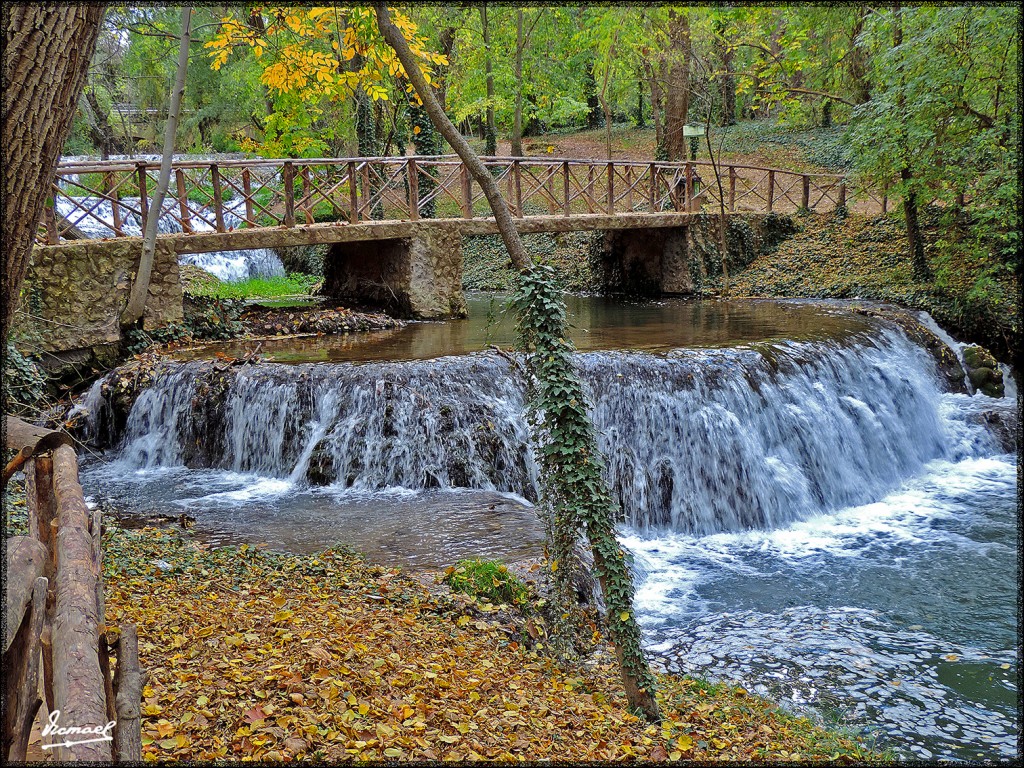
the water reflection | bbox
[176,296,878,364]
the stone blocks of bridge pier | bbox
[322,222,467,319]
[13,240,184,366]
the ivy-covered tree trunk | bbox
[713,16,737,126]
[510,9,526,157]
[376,2,661,724]
[849,5,872,105]
[2,3,105,343]
[409,101,439,218]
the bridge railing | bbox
[37,156,889,245]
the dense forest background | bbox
[65,4,1018,352]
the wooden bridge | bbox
[22,155,889,354]
[39,155,888,249]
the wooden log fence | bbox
[3,415,142,762]
[37,155,896,245]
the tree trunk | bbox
[511,9,525,157]
[892,3,931,282]
[662,9,691,161]
[376,2,661,724]
[849,5,871,104]
[121,6,191,327]
[82,86,120,160]
[2,3,105,342]
[480,3,496,156]
[714,18,737,126]
[642,59,664,158]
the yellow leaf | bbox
[676,735,693,751]
[142,703,163,716]
[620,611,630,622]
[551,560,558,572]
[413,125,421,135]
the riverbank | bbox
[91,515,881,762]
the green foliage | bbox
[123,297,246,355]
[3,344,49,414]
[442,559,529,608]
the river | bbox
[78,294,1019,761]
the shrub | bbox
[442,559,529,607]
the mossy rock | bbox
[962,345,1004,397]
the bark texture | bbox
[2,3,105,342]
[662,10,691,161]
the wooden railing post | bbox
[174,169,192,234]
[407,158,419,220]
[766,169,775,213]
[360,163,371,220]
[685,163,694,211]
[300,166,314,225]
[728,166,736,211]
[44,198,58,245]
[649,163,657,212]
[881,182,889,213]
[838,180,847,210]
[210,164,226,232]
[241,168,254,226]
[105,171,123,236]
[562,161,570,216]
[282,161,295,227]
[460,164,473,218]
[136,162,149,233]
[513,159,523,218]
[348,161,359,224]
[607,162,614,214]
[625,165,634,210]
[801,174,810,210]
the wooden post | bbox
[91,505,117,728]
[283,161,295,227]
[210,164,225,232]
[767,170,775,213]
[106,171,123,236]
[241,168,254,226]
[460,164,473,218]
[838,180,847,210]
[607,162,614,214]
[112,624,143,763]
[586,165,595,213]
[881,183,889,214]
[562,161,570,217]
[348,162,359,224]
[728,166,736,211]
[407,158,419,220]
[546,165,557,214]
[625,165,634,211]
[685,163,694,211]
[360,163,371,220]
[801,174,810,210]
[136,162,148,233]
[4,574,48,762]
[649,163,657,212]
[300,166,314,225]
[513,160,523,218]
[50,444,111,763]
[44,199,58,245]
[174,169,191,233]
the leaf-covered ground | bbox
[100,524,884,763]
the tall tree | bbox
[479,3,496,155]
[662,9,691,160]
[376,2,661,723]
[2,4,106,342]
[121,6,192,327]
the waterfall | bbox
[54,195,284,282]
[85,327,1006,535]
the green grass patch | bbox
[442,558,529,608]
[185,272,320,300]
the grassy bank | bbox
[180,268,320,301]
[96,523,884,762]
[723,210,1019,363]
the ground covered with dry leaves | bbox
[99,524,884,763]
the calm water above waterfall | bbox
[79,297,1019,761]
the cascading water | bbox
[77,300,1018,760]
[54,195,284,282]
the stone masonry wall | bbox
[12,240,184,356]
